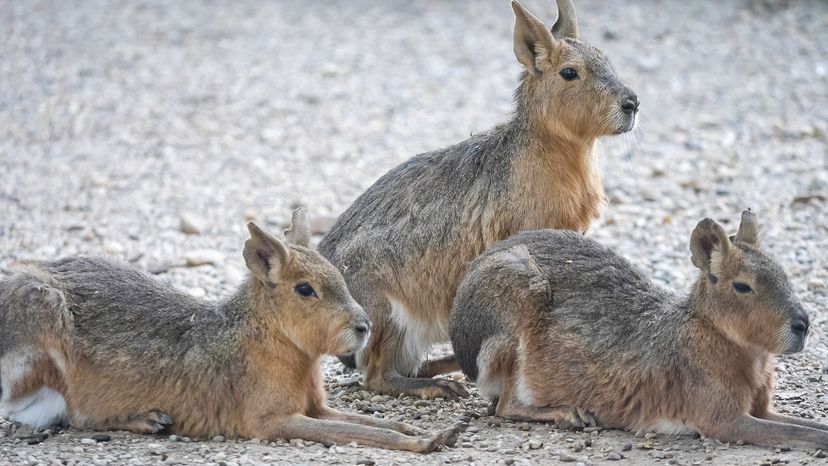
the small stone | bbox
[212,435,226,442]
[13,424,34,438]
[607,451,623,460]
[356,460,376,466]
[814,450,827,458]
[224,264,244,284]
[103,240,125,254]
[821,362,828,374]
[147,262,171,274]
[558,452,577,462]
[168,435,179,441]
[180,214,205,235]
[184,249,224,266]
[91,433,111,442]
[808,278,826,290]
[80,438,97,445]
[527,440,543,450]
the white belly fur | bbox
[387,297,449,376]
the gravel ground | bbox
[2,0,827,464]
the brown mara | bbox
[449,211,828,449]
[319,0,640,399]
[0,209,465,453]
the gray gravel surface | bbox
[2,0,827,464]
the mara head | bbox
[511,0,638,139]
[243,209,370,357]
[689,210,809,354]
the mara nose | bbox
[354,319,371,336]
[621,94,640,114]
[791,314,809,335]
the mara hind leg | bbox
[360,319,467,399]
[494,376,596,427]
[476,335,595,428]
[353,292,467,399]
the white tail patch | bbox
[2,386,67,429]
[387,297,449,377]
[513,341,535,406]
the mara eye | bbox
[294,283,318,298]
[732,282,753,294]
[559,68,579,81]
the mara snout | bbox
[450,210,828,450]
[0,208,466,453]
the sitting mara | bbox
[320,0,640,399]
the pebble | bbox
[212,435,226,442]
[80,438,97,445]
[559,452,577,462]
[184,249,224,266]
[180,214,205,235]
[808,278,826,290]
[13,424,34,438]
[91,434,111,442]
[607,451,623,461]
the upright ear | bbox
[244,222,290,286]
[499,244,551,299]
[284,207,311,247]
[689,218,731,283]
[734,209,759,245]
[551,0,579,40]
[512,1,560,77]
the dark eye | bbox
[732,282,753,294]
[295,283,317,298]
[559,68,579,81]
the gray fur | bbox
[0,256,248,385]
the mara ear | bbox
[689,218,731,283]
[500,244,551,299]
[284,207,311,247]
[551,0,579,40]
[512,0,560,77]
[244,222,290,287]
[734,209,759,245]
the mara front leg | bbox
[355,294,467,399]
[706,415,828,450]
[264,414,456,453]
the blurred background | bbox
[1,0,826,341]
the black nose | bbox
[354,321,370,336]
[621,94,639,114]
[791,315,809,335]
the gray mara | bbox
[449,210,827,449]
[0,209,464,452]
[319,0,639,399]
